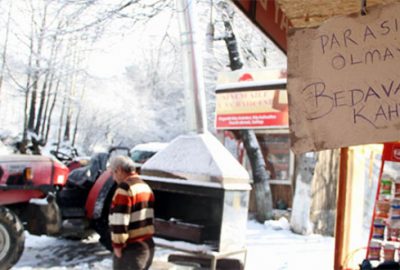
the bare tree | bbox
[310,150,339,235]
[44,77,60,143]
[72,82,86,147]
[0,2,12,103]
[35,22,62,136]
[27,0,49,135]
[215,2,274,221]
[57,82,67,153]
[62,46,76,142]
[20,3,37,154]
[0,0,281,159]
[40,70,55,139]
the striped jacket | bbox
[109,174,155,248]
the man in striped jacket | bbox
[109,155,155,270]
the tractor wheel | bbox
[93,216,112,251]
[0,207,25,270]
[93,187,115,252]
[93,184,117,251]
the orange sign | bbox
[215,68,288,130]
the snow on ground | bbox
[12,218,334,270]
[246,219,334,270]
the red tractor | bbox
[0,148,126,269]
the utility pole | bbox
[176,0,208,134]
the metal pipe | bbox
[176,0,208,134]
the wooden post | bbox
[334,147,348,270]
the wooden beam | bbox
[334,147,348,270]
[231,0,290,53]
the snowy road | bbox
[12,234,113,270]
[12,219,335,270]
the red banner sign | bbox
[216,111,287,129]
[215,68,288,130]
[382,143,400,162]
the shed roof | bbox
[231,0,400,52]
[277,0,398,28]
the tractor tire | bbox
[93,216,112,251]
[93,187,115,252]
[0,207,25,270]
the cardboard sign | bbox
[287,3,400,154]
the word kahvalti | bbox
[301,80,400,128]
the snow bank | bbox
[264,217,291,231]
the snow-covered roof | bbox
[141,132,250,185]
[215,78,287,92]
[130,142,168,153]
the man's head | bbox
[109,155,136,183]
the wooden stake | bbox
[334,147,348,270]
